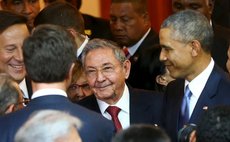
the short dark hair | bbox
[196,106,230,142]
[34,1,84,34]
[0,10,27,34]
[111,0,148,14]
[23,24,76,83]
[112,124,171,142]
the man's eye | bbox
[12,0,22,5]
[190,4,201,10]
[173,3,183,10]
[103,66,113,72]
[29,0,38,3]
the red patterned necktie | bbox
[123,47,131,59]
[106,106,122,132]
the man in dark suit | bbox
[109,0,161,90]
[172,0,230,71]
[78,38,163,132]
[159,10,230,142]
[0,25,114,142]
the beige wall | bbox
[80,0,101,17]
[40,0,101,17]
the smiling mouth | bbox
[10,64,24,71]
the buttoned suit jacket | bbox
[127,29,161,90]
[78,86,163,125]
[161,65,230,142]
[0,95,114,142]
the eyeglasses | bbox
[69,83,91,91]
[85,63,122,79]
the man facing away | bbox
[159,10,230,142]
[0,24,114,142]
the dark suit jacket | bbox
[83,14,113,40]
[0,95,114,142]
[161,65,230,142]
[211,24,230,71]
[127,29,161,90]
[78,86,163,125]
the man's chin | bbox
[10,74,25,83]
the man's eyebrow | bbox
[160,44,171,49]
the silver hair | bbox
[0,73,19,115]
[14,109,82,142]
[161,10,214,52]
[81,38,126,66]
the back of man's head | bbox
[196,106,230,142]
[0,10,27,34]
[23,24,76,83]
[15,109,82,142]
[112,124,171,142]
[34,1,84,34]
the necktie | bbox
[123,47,131,59]
[106,106,122,132]
[179,85,192,130]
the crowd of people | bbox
[0,0,229,142]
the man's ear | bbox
[156,75,168,86]
[123,60,131,79]
[5,104,15,114]
[191,40,201,57]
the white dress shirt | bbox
[185,58,214,118]
[97,84,130,129]
[31,88,67,99]
[19,78,29,99]
[126,28,151,56]
[76,35,89,58]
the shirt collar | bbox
[97,84,130,114]
[185,58,214,98]
[31,88,67,99]
[127,28,151,56]
[77,35,89,58]
[19,78,29,99]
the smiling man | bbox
[160,10,230,142]
[78,38,163,132]
[0,11,31,99]
[0,11,29,84]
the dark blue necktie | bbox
[179,85,192,130]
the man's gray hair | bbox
[161,10,214,52]
[81,38,127,66]
[15,110,82,142]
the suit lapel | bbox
[189,65,221,123]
